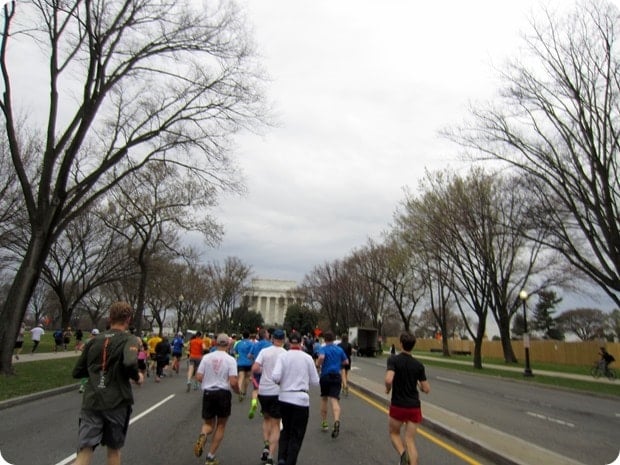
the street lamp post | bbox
[519,290,534,377]
[377,314,383,354]
[176,294,184,335]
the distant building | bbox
[243,278,300,325]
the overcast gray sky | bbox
[206,0,618,311]
[208,0,550,279]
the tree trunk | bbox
[472,319,486,369]
[0,234,50,375]
[499,324,518,363]
[133,259,149,336]
[440,321,450,356]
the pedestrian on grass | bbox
[272,331,320,465]
[63,326,73,350]
[193,333,240,465]
[53,328,64,352]
[75,328,84,352]
[71,301,144,465]
[13,322,25,359]
[385,331,430,465]
[30,324,44,353]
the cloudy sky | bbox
[208,0,552,281]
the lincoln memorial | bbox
[243,278,301,325]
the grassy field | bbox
[0,357,79,401]
[1,333,80,402]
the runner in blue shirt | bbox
[235,330,254,401]
[171,332,185,374]
[316,330,349,438]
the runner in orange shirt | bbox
[187,332,206,392]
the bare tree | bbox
[101,161,222,334]
[446,0,620,307]
[0,1,268,374]
[348,244,392,329]
[360,238,425,333]
[396,209,456,355]
[41,208,135,329]
[397,170,489,366]
[206,256,252,332]
[556,308,608,340]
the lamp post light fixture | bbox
[519,290,534,377]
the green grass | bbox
[0,357,79,402]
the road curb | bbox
[0,384,78,411]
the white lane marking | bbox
[54,394,175,465]
[526,411,575,428]
[436,376,462,385]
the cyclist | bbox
[598,347,615,376]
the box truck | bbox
[348,326,380,356]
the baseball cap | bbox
[216,333,230,346]
[288,331,301,343]
[272,329,285,340]
[91,328,99,335]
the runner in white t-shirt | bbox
[30,324,45,353]
[253,329,287,464]
[193,333,240,465]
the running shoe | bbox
[194,433,206,457]
[399,450,409,465]
[186,381,191,393]
[248,402,258,419]
[261,447,270,461]
[205,455,219,465]
[331,420,340,438]
[265,459,274,465]
[321,420,329,432]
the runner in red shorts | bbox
[385,332,430,465]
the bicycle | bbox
[590,362,616,381]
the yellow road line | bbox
[350,386,483,465]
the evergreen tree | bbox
[532,291,564,340]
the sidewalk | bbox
[13,350,80,364]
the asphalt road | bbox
[351,356,620,465]
[0,369,495,465]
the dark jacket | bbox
[73,329,140,410]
